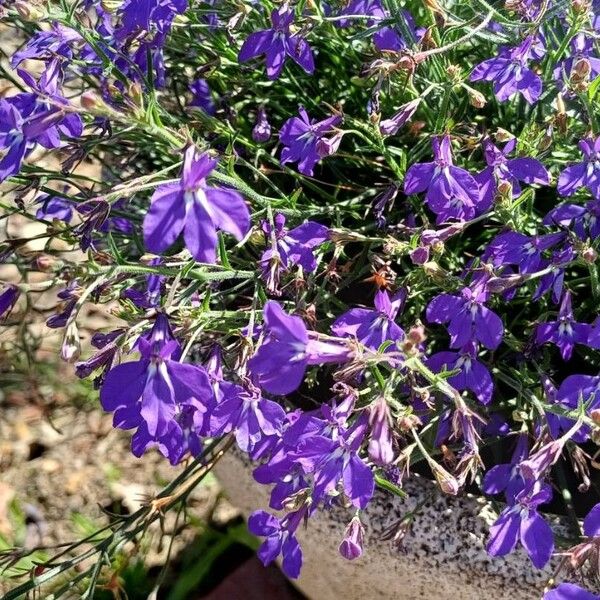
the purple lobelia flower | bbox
[544,583,599,600]
[260,213,329,294]
[539,374,589,444]
[122,258,164,309]
[426,342,494,405]
[252,107,272,143]
[293,415,374,508]
[248,508,305,579]
[470,35,543,104]
[0,99,33,182]
[131,401,205,466]
[279,107,343,176]
[426,280,503,351]
[332,289,406,351]
[75,330,123,386]
[337,0,422,52]
[248,301,353,395]
[487,483,554,568]
[0,284,19,320]
[46,282,79,329]
[544,199,600,241]
[143,146,250,263]
[0,62,82,182]
[519,421,584,483]
[238,4,314,80]
[475,137,550,209]
[188,79,215,115]
[554,33,600,94]
[118,0,187,35]
[483,231,565,274]
[339,516,365,560]
[210,380,286,453]
[556,374,600,418]
[558,138,600,199]
[535,292,591,361]
[379,98,420,137]
[532,245,573,304]
[403,135,481,223]
[100,314,214,445]
[35,192,73,223]
[584,502,600,538]
[11,23,81,68]
[367,395,394,465]
[482,433,529,503]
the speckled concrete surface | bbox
[215,452,575,600]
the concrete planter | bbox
[215,451,568,600]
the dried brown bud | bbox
[420,27,437,51]
[572,0,591,15]
[80,91,103,111]
[496,128,513,142]
[582,247,598,263]
[431,240,445,254]
[467,88,486,109]
[572,58,591,83]
[497,179,513,200]
[407,325,427,345]
[14,1,46,20]
[34,254,56,272]
[538,125,554,152]
[397,413,422,431]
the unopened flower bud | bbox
[497,179,513,200]
[572,0,591,15]
[430,461,460,495]
[539,125,554,152]
[409,246,429,265]
[317,131,345,158]
[423,261,446,281]
[339,516,365,560]
[431,240,444,254]
[398,413,422,431]
[34,254,56,272]
[572,58,591,84]
[591,408,600,425]
[496,128,513,142]
[466,87,486,108]
[15,1,46,20]
[61,321,81,363]
[368,396,394,465]
[446,64,461,81]
[407,325,427,345]
[379,99,421,137]
[252,107,271,143]
[80,91,103,111]
[128,82,144,107]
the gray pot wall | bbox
[215,452,570,600]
